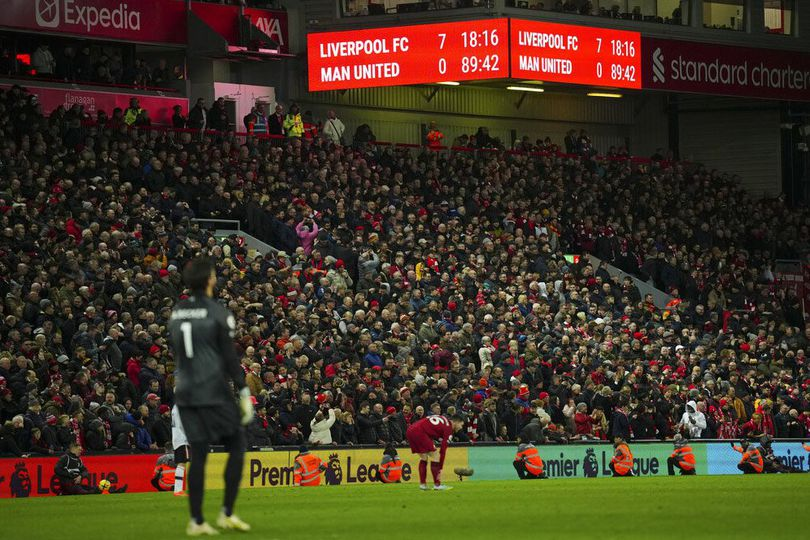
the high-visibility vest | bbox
[379,455,403,483]
[612,443,634,475]
[153,464,175,490]
[670,446,696,471]
[294,453,324,486]
[515,444,544,477]
[742,448,764,473]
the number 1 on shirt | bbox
[180,321,194,358]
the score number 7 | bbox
[439,33,446,49]
[596,37,602,53]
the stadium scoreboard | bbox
[509,20,641,89]
[307,18,642,91]
[307,19,509,91]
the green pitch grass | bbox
[1,476,805,539]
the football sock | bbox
[418,460,427,484]
[189,443,210,525]
[430,462,442,485]
[174,464,185,493]
[222,430,246,517]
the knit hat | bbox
[146,393,159,401]
[159,404,170,414]
[159,269,169,278]
[385,406,396,415]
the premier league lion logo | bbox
[324,453,342,485]
[583,448,599,478]
[10,462,32,498]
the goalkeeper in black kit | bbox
[168,257,255,536]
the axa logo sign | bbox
[252,15,285,47]
[652,47,666,83]
[34,0,142,33]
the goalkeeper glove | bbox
[239,387,254,425]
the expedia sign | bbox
[206,448,469,489]
[643,36,810,102]
[3,0,186,43]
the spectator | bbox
[309,408,337,445]
[322,110,345,145]
[56,46,78,81]
[243,107,258,133]
[452,133,469,148]
[302,111,318,140]
[208,97,230,132]
[267,103,283,135]
[152,59,171,86]
[678,400,707,439]
[425,121,444,148]
[283,103,304,138]
[172,105,187,128]
[75,46,94,81]
[187,97,207,130]
[124,98,143,126]
[353,123,376,147]
[31,44,56,76]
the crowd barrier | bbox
[2,441,807,498]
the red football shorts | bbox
[406,426,436,454]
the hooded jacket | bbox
[680,400,707,438]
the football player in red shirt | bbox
[405,414,465,490]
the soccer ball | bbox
[98,479,111,491]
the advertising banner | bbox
[206,447,469,489]
[705,441,810,474]
[190,3,289,54]
[642,36,810,102]
[2,0,187,44]
[469,443,708,480]
[0,454,160,498]
[1,84,188,125]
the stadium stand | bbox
[0,82,809,457]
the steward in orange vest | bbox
[379,446,403,483]
[667,434,696,475]
[609,436,635,477]
[294,446,326,487]
[513,442,546,479]
[732,441,763,474]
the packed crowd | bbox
[0,83,809,457]
[1,41,183,89]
